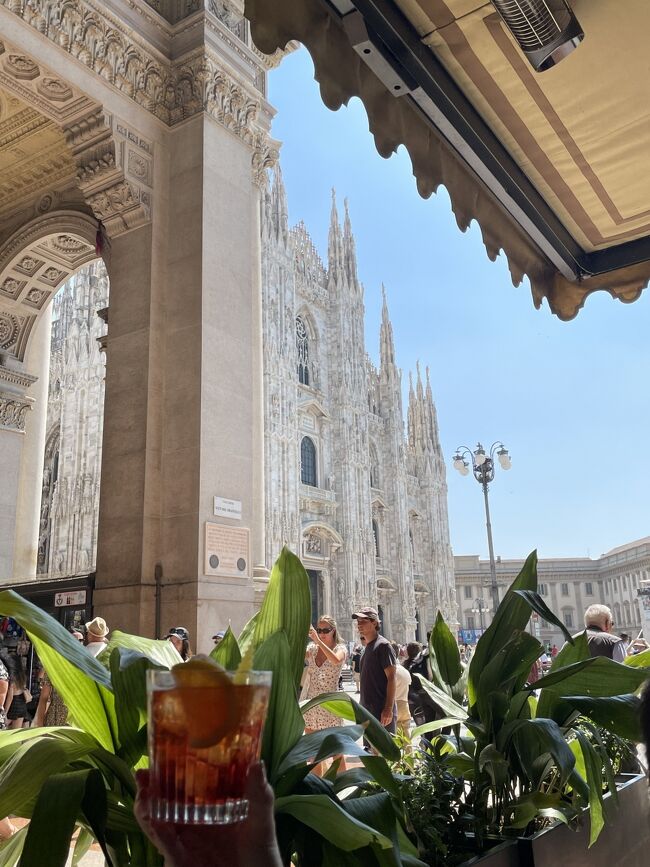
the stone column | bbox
[11,306,53,580]
[0,363,36,580]
[94,113,266,652]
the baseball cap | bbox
[166,626,189,641]
[212,631,226,640]
[352,607,380,621]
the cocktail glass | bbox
[147,667,272,825]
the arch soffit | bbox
[302,521,344,550]
[0,211,99,362]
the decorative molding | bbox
[0,393,31,431]
[0,364,37,390]
[0,0,273,184]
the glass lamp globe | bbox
[460,465,470,476]
[474,452,487,466]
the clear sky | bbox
[268,47,649,563]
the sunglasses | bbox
[317,627,333,634]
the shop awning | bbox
[245,0,650,319]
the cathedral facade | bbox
[39,169,456,642]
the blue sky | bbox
[268,47,649,562]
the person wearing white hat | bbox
[85,616,109,658]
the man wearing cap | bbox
[352,607,397,731]
[85,617,109,658]
[212,631,226,646]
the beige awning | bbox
[245,0,650,319]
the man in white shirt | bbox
[85,616,109,657]
[391,641,412,736]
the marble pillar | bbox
[11,306,53,581]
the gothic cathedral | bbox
[38,168,457,641]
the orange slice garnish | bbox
[172,657,238,748]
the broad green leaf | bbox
[275,794,393,851]
[359,755,402,799]
[276,725,368,776]
[622,648,650,668]
[561,694,641,741]
[468,550,538,705]
[102,630,181,668]
[254,629,305,779]
[253,547,312,692]
[413,674,468,722]
[574,730,605,846]
[0,738,96,820]
[340,793,396,849]
[514,590,574,645]
[541,656,650,697]
[536,632,590,722]
[0,590,117,751]
[210,626,241,670]
[20,769,112,867]
[512,718,576,789]
[411,717,464,738]
[429,612,462,692]
[476,630,542,726]
[109,649,156,768]
[301,692,400,761]
[237,610,259,657]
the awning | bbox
[245,0,650,319]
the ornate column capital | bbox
[0,363,36,432]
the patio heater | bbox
[453,442,512,618]
[490,0,584,72]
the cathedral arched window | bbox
[296,315,310,385]
[301,436,317,487]
[372,519,380,558]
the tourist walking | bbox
[351,644,363,693]
[5,657,31,729]
[0,643,9,731]
[352,607,396,732]
[165,626,192,661]
[85,616,109,657]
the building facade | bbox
[37,167,457,642]
[455,536,650,646]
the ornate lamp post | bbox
[453,442,512,618]
[471,597,489,632]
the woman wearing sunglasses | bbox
[302,616,347,774]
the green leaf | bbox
[622,648,650,668]
[541,656,650,697]
[512,718,576,789]
[301,692,400,761]
[574,730,605,846]
[562,694,642,741]
[210,626,241,670]
[412,675,468,722]
[468,550,538,705]
[109,649,156,768]
[0,591,117,752]
[275,794,393,851]
[359,755,402,799]
[276,725,368,776]
[411,717,463,738]
[428,612,462,692]
[536,632,590,722]
[0,737,96,820]
[19,769,112,867]
[236,611,259,657]
[513,590,574,645]
[254,630,305,779]
[476,630,542,726]
[71,829,93,866]
[253,547,312,692]
[102,630,181,668]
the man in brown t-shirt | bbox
[352,607,397,732]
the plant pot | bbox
[457,838,521,867]
[518,774,649,867]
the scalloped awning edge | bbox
[245,0,647,320]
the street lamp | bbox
[471,597,489,632]
[453,442,512,617]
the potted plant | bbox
[0,548,423,867]
[403,551,650,866]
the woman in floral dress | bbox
[302,616,347,774]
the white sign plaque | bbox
[213,496,242,520]
[205,522,250,578]
[54,590,87,608]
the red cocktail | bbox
[147,665,271,824]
